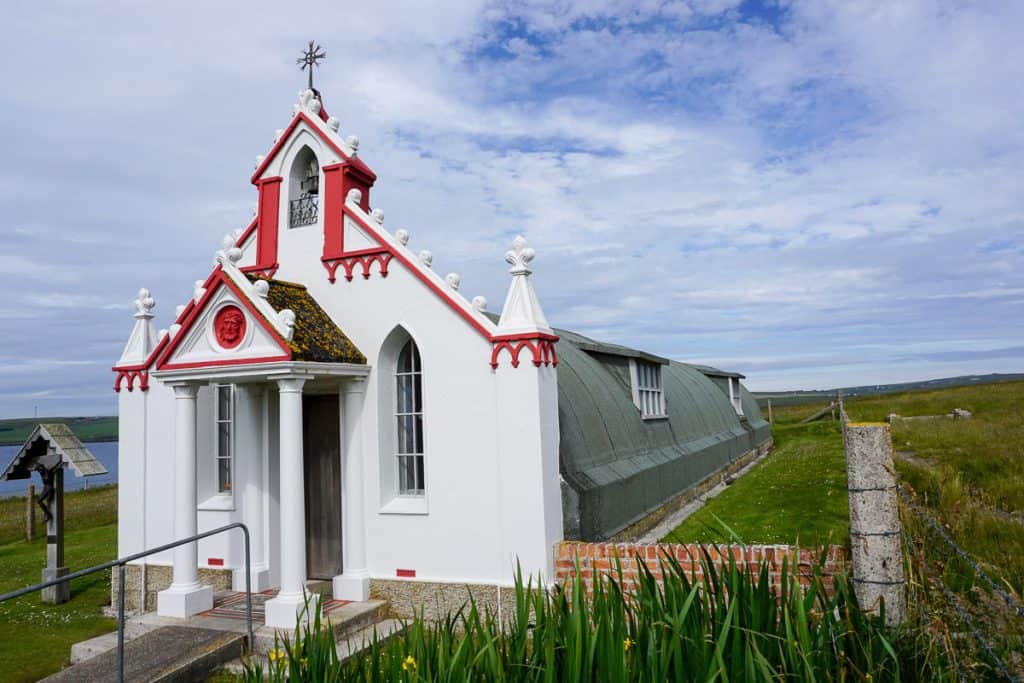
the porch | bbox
[151,360,371,628]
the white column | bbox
[265,376,318,628]
[157,383,213,617]
[333,378,370,601]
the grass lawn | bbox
[0,416,117,446]
[0,524,117,682]
[661,410,849,547]
[0,484,118,546]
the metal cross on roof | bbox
[297,41,327,90]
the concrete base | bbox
[157,583,213,618]
[42,566,70,604]
[233,566,272,593]
[264,593,320,630]
[333,572,371,602]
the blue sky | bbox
[0,0,1022,418]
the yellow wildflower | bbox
[865,676,873,682]
[301,657,308,669]
[268,648,284,663]
[623,637,635,652]
[403,654,418,671]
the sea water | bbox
[0,442,118,498]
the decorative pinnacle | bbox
[133,288,155,318]
[504,235,535,276]
[297,41,327,90]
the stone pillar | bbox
[26,484,35,542]
[157,383,213,618]
[845,422,905,624]
[334,378,370,601]
[265,377,318,628]
[41,468,69,604]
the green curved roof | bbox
[555,327,770,540]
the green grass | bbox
[662,412,849,546]
[0,484,118,546]
[0,416,117,446]
[0,524,117,682]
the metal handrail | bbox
[0,522,252,683]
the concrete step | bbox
[70,618,170,664]
[250,599,388,654]
[44,626,244,683]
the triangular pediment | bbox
[157,273,291,370]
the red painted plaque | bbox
[214,305,246,349]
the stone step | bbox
[250,599,389,654]
[44,626,244,683]
[70,618,170,664]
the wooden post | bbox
[41,468,70,604]
[26,484,35,542]
[844,422,905,624]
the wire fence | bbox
[898,484,1021,682]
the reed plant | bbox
[242,548,951,681]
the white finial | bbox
[395,229,410,245]
[298,89,315,110]
[252,280,269,298]
[292,103,301,116]
[226,247,243,263]
[233,227,244,240]
[472,296,487,312]
[255,154,265,168]
[309,98,322,115]
[418,250,433,268]
[158,329,168,339]
[345,135,359,155]
[193,280,206,303]
[327,116,340,132]
[496,234,551,335]
[446,273,461,290]
[346,188,362,205]
[274,128,284,142]
[222,234,234,250]
[133,288,155,318]
[278,309,296,341]
[505,235,535,275]
[175,304,186,319]
[169,323,182,339]
[371,208,384,224]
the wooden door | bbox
[303,395,343,579]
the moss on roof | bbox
[248,276,366,364]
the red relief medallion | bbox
[214,305,247,349]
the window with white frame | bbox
[631,360,666,418]
[395,339,425,496]
[215,384,234,493]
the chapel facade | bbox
[112,87,770,627]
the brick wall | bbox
[554,542,846,596]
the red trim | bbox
[255,177,282,270]
[154,270,293,371]
[234,218,257,248]
[321,248,392,283]
[240,264,279,279]
[342,206,496,340]
[207,558,225,567]
[251,112,377,185]
[395,568,416,578]
[490,336,559,370]
[112,333,171,392]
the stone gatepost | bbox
[844,422,905,624]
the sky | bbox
[0,0,1022,418]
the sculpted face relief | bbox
[214,306,246,349]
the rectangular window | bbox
[729,377,745,416]
[215,384,233,493]
[395,341,424,496]
[632,360,666,418]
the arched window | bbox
[288,146,319,228]
[394,339,424,496]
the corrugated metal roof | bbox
[554,327,770,540]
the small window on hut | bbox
[630,360,666,419]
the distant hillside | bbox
[754,372,1024,407]
[0,416,117,446]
